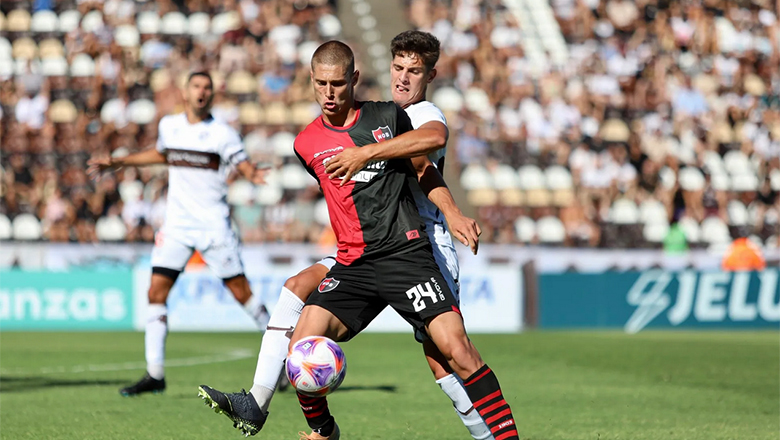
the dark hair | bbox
[311,41,355,75]
[187,71,213,87]
[390,30,440,72]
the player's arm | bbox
[87,148,166,178]
[410,156,481,255]
[325,120,447,183]
[235,160,268,185]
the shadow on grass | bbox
[0,375,128,393]
[336,385,396,393]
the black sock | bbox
[463,364,519,440]
[297,392,335,436]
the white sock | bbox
[250,287,304,412]
[145,304,168,380]
[243,294,270,329]
[437,373,495,440]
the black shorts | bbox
[306,244,460,341]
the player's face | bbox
[391,53,436,108]
[311,63,358,117]
[186,75,214,111]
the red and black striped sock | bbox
[297,393,335,436]
[463,365,519,440]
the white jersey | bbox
[404,101,460,293]
[156,113,248,230]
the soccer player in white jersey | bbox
[87,72,269,396]
[198,32,493,440]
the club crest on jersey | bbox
[372,126,392,142]
[318,277,340,293]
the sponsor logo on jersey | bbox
[405,230,420,240]
[166,149,220,170]
[318,277,340,293]
[371,126,392,142]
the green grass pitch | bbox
[0,331,777,439]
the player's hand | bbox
[325,147,369,186]
[86,156,115,180]
[446,214,482,255]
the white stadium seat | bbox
[314,197,330,226]
[161,12,188,35]
[0,214,12,240]
[678,217,701,243]
[96,216,127,241]
[700,217,731,245]
[280,164,311,190]
[514,216,536,243]
[727,200,749,226]
[545,166,573,190]
[80,10,104,33]
[460,164,492,190]
[188,13,211,36]
[678,167,705,191]
[137,11,160,34]
[115,25,140,48]
[127,99,157,125]
[118,180,144,202]
[492,164,520,190]
[256,185,283,206]
[723,150,751,175]
[271,131,296,158]
[610,199,639,224]
[517,165,545,190]
[639,199,668,224]
[12,214,42,241]
[31,10,58,33]
[227,180,254,206]
[70,54,95,77]
[536,216,566,244]
[643,221,669,244]
[58,10,80,33]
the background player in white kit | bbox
[87,72,269,396]
[198,32,494,440]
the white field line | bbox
[0,349,254,375]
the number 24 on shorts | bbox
[406,279,445,312]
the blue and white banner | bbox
[133,263,523,333]
[538,269,780,331]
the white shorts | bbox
[316,255,338,271]
[428,222,460,302]
[151,227,244,279]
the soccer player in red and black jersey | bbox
[288,41,519,440]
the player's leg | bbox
[423,339,494,440]
[120,230,191,396]
[424,227,494,440]
[223,274,270,328]
[249,259,333,412]
[425,312,519,440]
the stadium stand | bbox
[1,0,778,252]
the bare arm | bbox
[325,121,448,185]
[235,160,268,185]
[87,148,167,178]
[411,156,481,254]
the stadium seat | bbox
[464,88,492,115]
[518,165,545,190]
[70,53,95,77]
[514,216,536,243]
[227,180,254,206]
[600,119,630,143]
[119,180,144,203]
[545,166,573,190]
[318,14,341,38]
[161,12,188,35]
[536,216,566,245]
[609,199,640,225]
[643,221,669,247]
[678,216,701,244]
[38,38,64,59]
[101,98,126,124]
[291,102,320,126]
[0,214,12,240]
[700,217,731,245]
[12,214,42,241]
[80,10,104,33]
[227,71,257,96]
[95,216,127,241]
[460,164,492,190]
[49,100,78,123]
[639,199,668,224]
[256,185,283,206]
[211,11,241,34]
[0,37,10,60]
[727,200,749,226]
[766,235,778,250]
[0,12,5,32]
[466,188,498,207]
[127,99,156,125]
[264,102,291,126]
[30,10,58,33]
[271,131,296,158]
[678,167,705,191]
[730,173,758,192]
[771,169,780,191]
[710,172,730,191]
[702,151,726,174]
[115,25,140,48]
[58,10,80,33]
[659,166,677,189]
[137,11,160,34]
[239,102,264,126]
[280,164,311,190]
[188,13,210,36]
[243,131,266,156]
[499,188,523,206]
[723,150,751,175]
[492,164,520,190]
[12,38,37,60]
[7,9,31,32]
[314,198,330,226]
[431,87,464,112]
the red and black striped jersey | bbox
[294,101,428,265]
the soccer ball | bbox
[286,336,347,397]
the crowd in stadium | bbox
[1,0,778,250]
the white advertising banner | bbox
[133,260,523,333]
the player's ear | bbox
[352,70,360,87]
[427,68,437,84]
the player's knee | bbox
[224,275,252,303]
[147,287,168,304]
[445,339,482,372]
[284,275,313,302]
